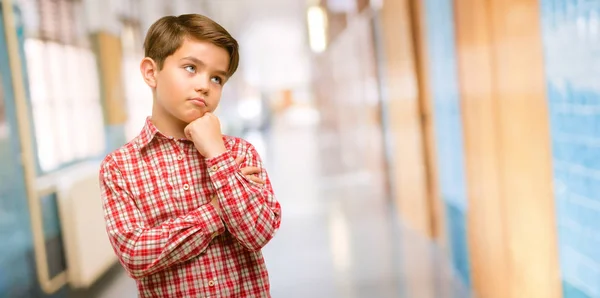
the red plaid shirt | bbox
[99,118,281,297]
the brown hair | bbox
[143,14,239,77]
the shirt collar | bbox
[135,117,161,150]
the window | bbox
[22,0,105,173]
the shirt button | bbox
[177,155,183,161]
[183,184,190,190]
[211,165,219,172]
[208,280,215,286]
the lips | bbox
[190,98,206,107]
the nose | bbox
[194,75,210,95]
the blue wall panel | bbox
[541,1,600,297]
[424,0,471,287]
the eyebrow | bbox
[181,56,228,77]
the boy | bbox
[99,14,282,298]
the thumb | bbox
[235,155,244,165]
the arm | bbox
[99,157,226,279]
[206,143,282,251]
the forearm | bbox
[108,204,225,279]
[206,152,281,251]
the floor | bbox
[70,116,471,298]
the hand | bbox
[235,156,265,185]
[184,113,227,158]
[210,195,221,216]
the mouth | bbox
[189,98,207,107]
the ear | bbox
[140,57,158,88]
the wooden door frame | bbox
[408,0,447,245]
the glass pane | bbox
[55,95,73,165]
[33,103,59,172]
[24,39,48,105]
[46,42,65,104]
[25,4,106,173]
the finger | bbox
[184,130,193,141]
[240,167,260,175]
[246,175,266,184]
[184,124,195,139]
[235,156,245,165]
[240,166,261,175]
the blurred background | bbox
[0,0,595,297]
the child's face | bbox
[152,38,230,124]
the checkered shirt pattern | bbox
[99,118,281,297]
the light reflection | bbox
[307,5,328,53]
[237,97,263,121]
[328,200,357,297]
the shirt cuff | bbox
[189,203,225,237]
[205,151,238,190]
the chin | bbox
[177,115,195,124]
[179,110,204,123]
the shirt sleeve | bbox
[99,157,226,279]
[205,142,282,252]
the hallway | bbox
[1,0,598,297]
